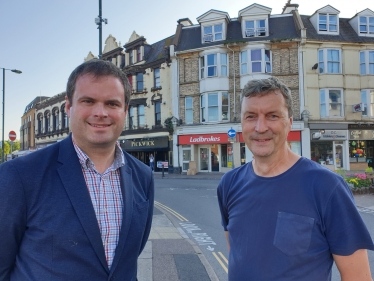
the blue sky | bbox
[1,0,371,142]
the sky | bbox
[1,0,372,142]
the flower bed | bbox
[335,170,374,194]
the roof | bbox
[144,35,174,63]
[176,16,300,52]
[300,15,374,43]
[23,96,50,114]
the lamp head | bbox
[11,69,22,74]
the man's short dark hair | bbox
[66,59,131,109]
[241,77,293,118]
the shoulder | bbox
[218,163,251,192]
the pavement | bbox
[137,172,374,281]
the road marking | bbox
[218,252,228,264]
[180,222,217,247]
[357,206,374,215]
[154,201,189,221]
[212,252,228,273]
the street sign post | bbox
[227,129,236,169]
[9,131,16,141]
[228,128,236,138]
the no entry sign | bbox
[9,131,17,141]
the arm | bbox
[0,162,27,280]
[225,231,230,252]
[333,249,373,281]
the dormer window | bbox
[245,19,267,37]
[360,16,374,35]
[319,13,338,32]
[203,24,223,42]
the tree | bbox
[0,141,10,156]
[7,140,20,152]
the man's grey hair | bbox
[241,77,293,118]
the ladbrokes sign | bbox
[179,134,228,144]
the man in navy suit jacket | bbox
[0,59,154,281]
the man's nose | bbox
[93,103,108,117]
[255,116,268,133]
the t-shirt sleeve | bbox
[323,178,374,255]
[217,176,229,231]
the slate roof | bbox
[144,35,174,64]
[300,15,374,43]
[176,15,300,52]
[23,96,50,114]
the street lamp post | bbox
[95,0,108,59]
[1,68,22,164]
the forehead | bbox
[242,90,287,111]
[74,74,124,97]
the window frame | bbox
[136,73,144,92]
[240,49,272,74]
[154,101,161,126]
[319,88,344,118]
[129,106,134,129]
[200,92,230,123]
[318,48,342,74]
[244,19,267,37]
[359,16,374,36]
[360,50,374,75]
[361,89,374,117]
[137,46,142,62]
[138,105,145,128]
[154,68,160,88]
[129,50,133,65]
[202,23,223,43]
[185,96,193,124]
[199,53,229,79]
[318,13,339,34]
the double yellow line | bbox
[212,252,228,273]
[154,201,189,222]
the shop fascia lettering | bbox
[131,140,155,147]
[189,136,221,143]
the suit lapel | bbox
[57,135,109,273]
[109,158,133,273]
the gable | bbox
[316,5,340,15]
[103,34,119,54]
[197,9,230,24]
[238,3,272,18]
[127,31,142,43]
[356,8,374,17]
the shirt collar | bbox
[72,138,125,172]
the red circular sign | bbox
[9,130,17,141]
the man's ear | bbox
[124,104,129,113]
[65,96,71,117]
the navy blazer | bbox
[0,135,154,281]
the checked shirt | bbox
[73,140,125,269]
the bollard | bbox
[162,164,165,178]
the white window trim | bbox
[185,96,193,124]
[360,50,374,75]
[200,92,230,123]
[361,89,374,117]
[243,19,268,38]
[201,22,225,43]
[318,48,342,74]
[182,145,192,172]
[318,13,339,35]
[240,48,272,75]
[199,53,229,79]
[359,16,374,37]
[320,88,344,118]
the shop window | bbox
[311,141,334,165]
[349,140,367,163]
[182,145,191,171]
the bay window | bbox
[360,50,374,75]
[320,89,343,117]
[318,49,341,74]
[200,92,229,123]
[240,49,271,74]
[361,89,374,117]
[200,53,228,78]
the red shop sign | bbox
[179,133,229,144]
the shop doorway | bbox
[199,146,220,172]
[334,142,344,170]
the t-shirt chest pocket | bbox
[273,212,315,256]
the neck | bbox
[252,147,300,177]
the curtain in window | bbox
[329,15,337,31]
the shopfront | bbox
[120,136,171,171]
[179,133,237,173]
[310,130,348,170]
[349,129,374,170]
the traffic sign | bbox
[9,131,17,141]
[228,128,236,138]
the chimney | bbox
[282,1,299,14]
